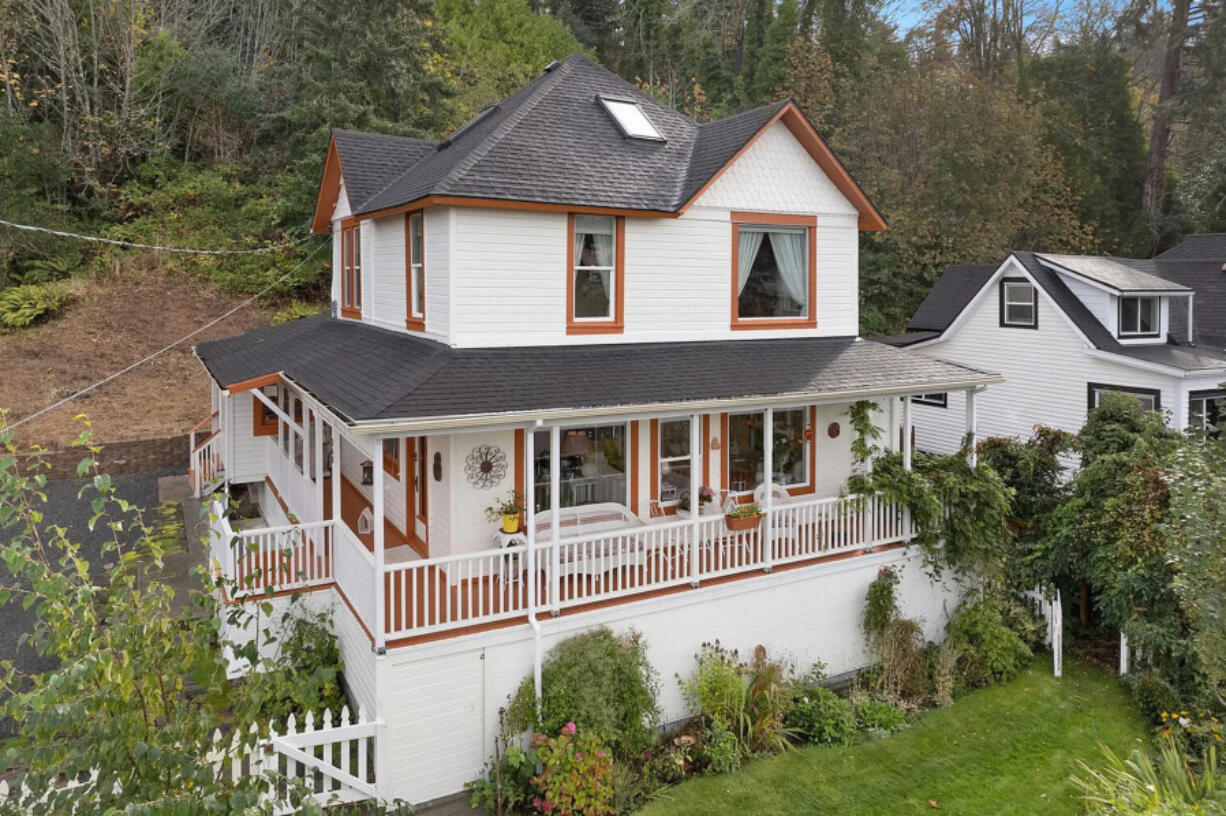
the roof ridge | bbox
[433,58,578,196]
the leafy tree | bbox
[0,417,350,813]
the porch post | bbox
[762,407,773,573]
[965,388,979,467]
[689,413,701,587]
[886,397,898,453]
[902,396,913,472]
[372,444,386,654]
[331,427,341,524]
[313,410,324,523]
[525,428,542,714]
[302,410,312,510]
[549,425,561,615]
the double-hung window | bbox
[383,438,401,479]
[1088,383,1160,412]
[731,213,817,328]
[656,419,692,506]
[1118,296,1158,338]
[726,409,810,495]
[340,220,362,318]
[568,214,624,333]
[1000,279,1036,328]
[406,211,425,330]
[1189,390,1226,434]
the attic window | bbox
[599,97,663,141]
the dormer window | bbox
[1118,296,1158,338]
[598,96,663,141]
[999,279,1036,328]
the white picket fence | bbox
[0,706,380,814]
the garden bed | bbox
[639,657,1146,816]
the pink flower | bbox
[562,721,576,735]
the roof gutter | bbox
[341,375,1004,436]
[1084,348,1226,378]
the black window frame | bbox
[999,278,1038,329]
[1189,389,1226,434]
[1117,295,1161,339]
[1086,382,1162,412]
[911,393,948,408]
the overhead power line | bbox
[0,217,315,255]
[7,241,329,431]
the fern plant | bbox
[0,282,71,329]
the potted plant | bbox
[725,501,764,531]
[678,485,717,514]
[485,491,525,534]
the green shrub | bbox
[508,628,659,760]
[0,282,71,330]
[946,591,1033,688]
[237,601,346,725]
[863,566,900,646]
[679,642,794,756]
[1125,670,1183,725]
[679,641,745,732]
[270,299,325,324]
[853,699,906,734]
[531,724,615,816]
[1073,733,1226,815]
[697,723,741,774]
[466,706,537,814]
[785,686,854,746]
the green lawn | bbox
[640,658,1147,816]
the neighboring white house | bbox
[879,243,1226,454]
[187,55,999,807]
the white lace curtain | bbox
[769,231,807,307]
[737,230,764,295]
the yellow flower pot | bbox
[501,512,520,534]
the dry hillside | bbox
[0,263,271,448]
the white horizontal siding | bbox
[334,591,376,714]
[366,214,406,331]
[910,264,1182,454]
[227,393,268,484]
[1061,274,1112,330]
[425,207,450,340]
[378,546,958,804]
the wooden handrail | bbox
[188,412,218,435]
[192,429,222,453]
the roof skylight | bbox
[599,96,664,141]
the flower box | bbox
[724,511,763,532]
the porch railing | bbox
[214,493,914,643]
[267,438,321,525]
[189,413,223,498]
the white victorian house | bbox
[188,55,997,807]
[881,242,1226,454]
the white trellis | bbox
[0,705,381,815]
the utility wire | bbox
[7,241,328,431]
[0,217,315,254]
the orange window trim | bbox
[647,419,679,516]
[252,388,278,437]
[730,212,818,331]
[404,209,426,332]
[566,213,625,335]
[340,218,362,320]
[415,437,429,525]
[720,407,817,500]
[382,439,400,480]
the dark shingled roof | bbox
[332,130,435,212]
[907,265,996,332]
[1158,235,1226,350]
[879,250,1226,372]
[194,317,999,425]
[1156,233,1226,261]
[329,55,877,221]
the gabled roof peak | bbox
[313,55,885,231]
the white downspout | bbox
[525,422,542,719]
[763,407,774,573]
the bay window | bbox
[567,214,624,333]
[533,424,628,511]
[1118,296,1158,338]
[731,213,816,328]
[406,211,425,329]
[726,408,810,495]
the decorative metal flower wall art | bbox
[465,444,507,489]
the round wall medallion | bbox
[464,444,507,489]
[433,451,443,482]
[827,422,841,439]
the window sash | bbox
[533,423,629,511]
[736,226,810,321]
[409,213,425,320]
[658,419,691,505]
[572,216,617,321]
[1091,386,1157,411]
[342,224,362,311]
[727,408,810,494]
[1002,281,1036,327]
[1119,296,1158,336]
